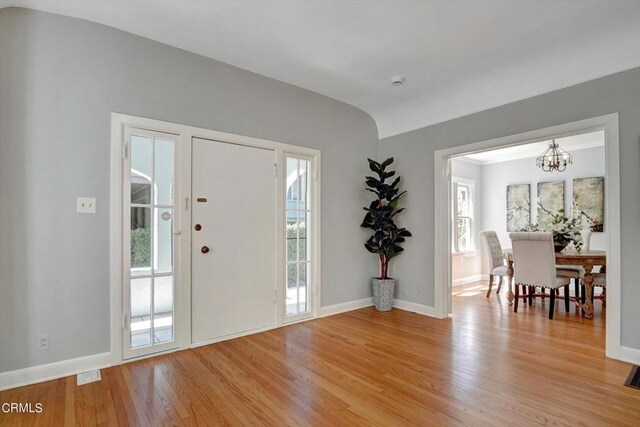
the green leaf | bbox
[381,157,394,169]
[367,158,381,174]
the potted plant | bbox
[521,208,584,252]
[361,157,412,311]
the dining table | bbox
[502,248,606,319]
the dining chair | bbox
[479,231,509,297]
[556,230,592,300]
[509,232,571,319]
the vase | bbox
[372,278,395,311]
[554,241,568,252]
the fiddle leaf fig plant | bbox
[361,157,411,279]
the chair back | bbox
[479,231,504,272]
[509,232,556,286]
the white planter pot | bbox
[372,278,395,311]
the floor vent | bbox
[624,366,640,390]
[77,369,101,386]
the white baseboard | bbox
[191,324,279,349]
[620,346,640,366]
[452,274,488,287]
[321,297,437,318]
[393,299,437,317]
[0,352,111,391]
[321,297,373,317]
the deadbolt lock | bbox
[194,224,202,231]
[201,246,210,254]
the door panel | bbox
[191,138,277,343]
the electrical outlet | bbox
[76,197,96,214]
[37,334,49,351]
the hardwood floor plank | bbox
[1,284,638,426]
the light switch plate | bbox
[76,197,96,214]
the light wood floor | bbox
[1,282,638,426]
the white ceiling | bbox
[3,1,640,138]
[458,130,604,165]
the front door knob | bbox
[201,246,210,254]
[194,224,202,231]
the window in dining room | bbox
[453,178,475,253]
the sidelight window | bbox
[285,156,312,317]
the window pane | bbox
[298,212,308,262]
[286,214,298,262]
[457,186,470,217]
[299,160,308,211]
[286,263,298,316]
[131,135,152,204]
[457,218,471,252]
[153,276,173,344]
[287,263,298,289]
[154,208,173,274]
[286,157,299,208]
[131,207,151,275]
[155,138,174,206]
[130,277,152,348]
[299,263,308,312]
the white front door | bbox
[191,138,277,344]
[123,127,180,360]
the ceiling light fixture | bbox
[536,139,572,172]
[390,76,405,86]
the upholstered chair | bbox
[556,230,592,300]
[479,231,509,297]
[509,232,571,319]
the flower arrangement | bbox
[520,208,584,251]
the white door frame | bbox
[110,113,322,365]
[433,113,622,361]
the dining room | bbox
[450,129,608,343]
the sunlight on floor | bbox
[457,291,482,297]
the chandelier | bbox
[536,139,572,172]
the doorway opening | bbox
[433,114,622,360]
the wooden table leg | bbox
[506,258,514,306]
[582,261,595,319]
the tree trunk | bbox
[380,255,389,279]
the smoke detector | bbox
[391,76,405,86]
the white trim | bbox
[109,117,124,366]
[110,113,322,365]
[452,156,483,166]
[393,299,437,317]
[619,346,640,366]
[451,251,478,258]
[320,298,374,317]
[452,274,489,287]
[434,113,622,360]
[190,325,279,349]
[0,353,111,391]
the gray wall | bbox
[0,8,378,372]
[481,146,606,251]
[380,67,640,350]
